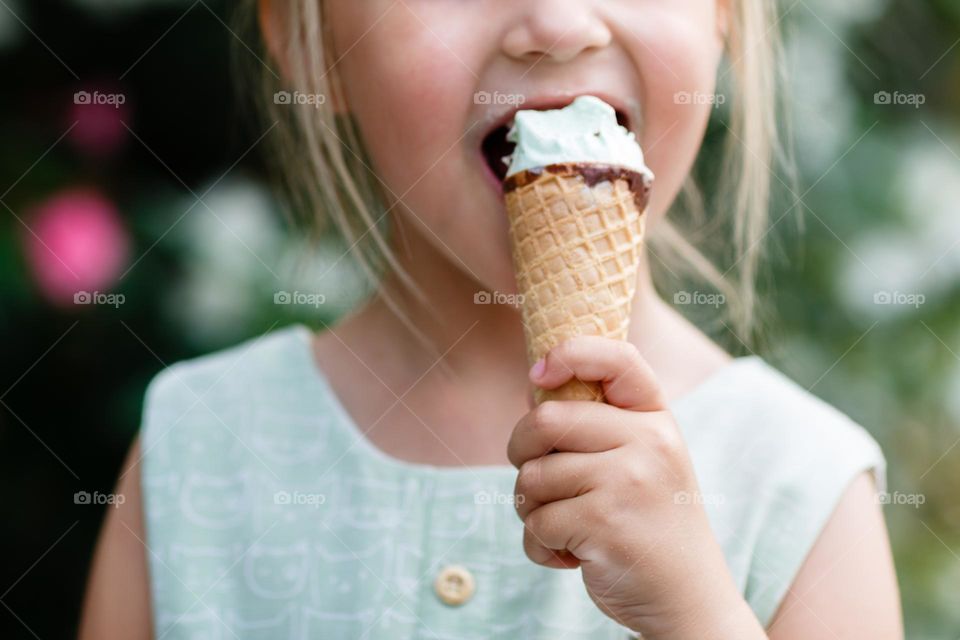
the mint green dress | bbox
[141,324,886,639]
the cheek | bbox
[617,3,724,218]
[327,3,516,290]
[331,5,479,194]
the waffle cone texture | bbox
[504,164,649,404]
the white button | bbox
[434,565,475,606]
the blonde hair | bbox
[236,0,791,347]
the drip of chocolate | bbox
[503,162,652,210]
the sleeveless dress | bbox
[140,324,886,639]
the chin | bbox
[462,249,520,297]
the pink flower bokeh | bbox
[23,188,131,307]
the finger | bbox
[507,400,634,468]
[530,336,666,411]
[523,528,581,569]
[514,451,600,520]
[523,498,586,568]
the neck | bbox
[360,214,683,392]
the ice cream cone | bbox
[505,163,650,404]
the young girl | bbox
[81,1,903,638]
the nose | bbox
[502,0,612,64]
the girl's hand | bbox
[507,336,764,639]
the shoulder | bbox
[136,322,351,535]
[140,325,312,446]
[138,324,338,501]
[142,325,309,413]
[675,356,888,626]
[678,356,886,490]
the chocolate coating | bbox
[503,163,653,210]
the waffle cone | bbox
[505,164,648,404]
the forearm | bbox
[629,586,767,640]
[679,595,766,640]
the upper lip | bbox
[477,91,635,142]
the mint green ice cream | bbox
[504,95,654,180]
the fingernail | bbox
[529,358,546,381]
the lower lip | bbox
[479,152,506,197]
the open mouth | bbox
[480,107,631,182]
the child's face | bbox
[327,1,726,293]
